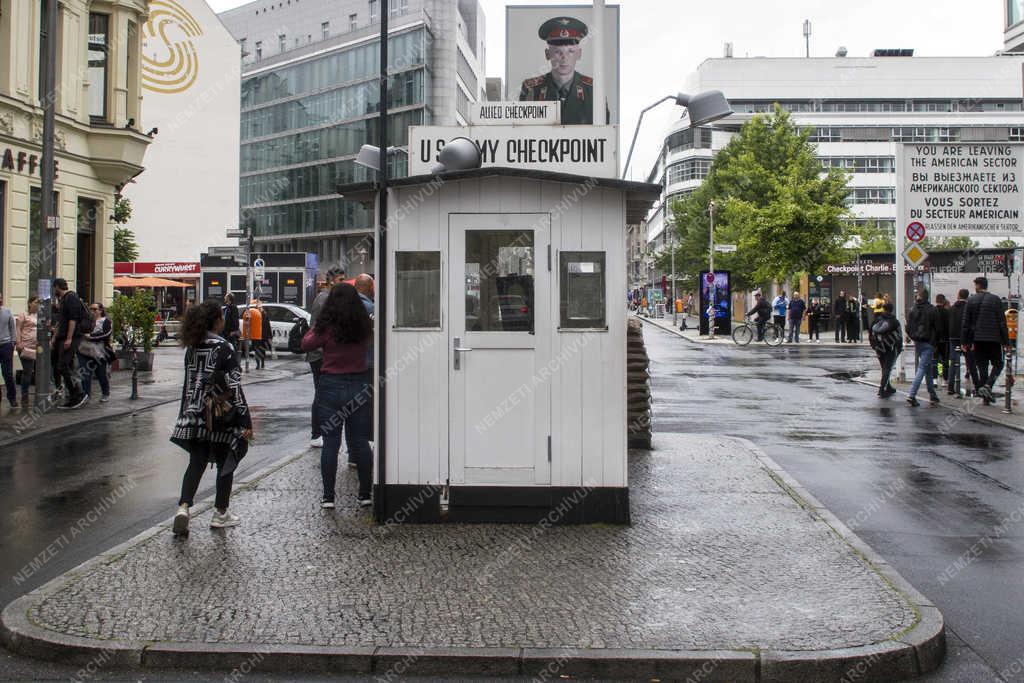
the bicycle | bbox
[732,318,783,347]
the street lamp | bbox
[622,90,734,180]
[708,200,717,339]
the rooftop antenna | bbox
[803,19,811,58]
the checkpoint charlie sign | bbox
[899,143,1024,236]
[409,125,618,178]
[469,101,560,126]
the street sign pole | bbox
[895,146,907,382]
[35,0,58,407]
[708,201,716,339]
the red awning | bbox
[113,276,191,288]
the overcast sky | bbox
[208,0,1006,178]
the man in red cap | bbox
[519,16,594,125]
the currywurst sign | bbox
[409,125,618,178]
[899,143,1024,235]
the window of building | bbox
[819,156,895,173]
[321,22,329,40]
[391,0,409,14]
[560,252,606,329]
[278,34,286,52]
[1010,127,1024,142]
[1009,0,1023,27]
[255,41,262,60]
[456,47,477,93]
[87,13,110,120]
[240,37,247,56]
[847,188,895,205]
[665,159,711,185]
[395,252,441,327]
[369,0,378,22]
[349,13,358,30]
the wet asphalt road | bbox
[645,323,1024,682]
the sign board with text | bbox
[409,125,618,178]
[899,143,1024,236]
[470,102,560,126]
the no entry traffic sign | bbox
[906,221,926,243]
[705,272,715,284]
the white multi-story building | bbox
[219,0,486,272]
[638,52,1024,290]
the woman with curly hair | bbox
[300,283,372,509]
[170,300,252,536]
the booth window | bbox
[465,231,534,332]
[559,252,606,329]
[395,251,441,328]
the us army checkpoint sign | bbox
[898,143,1024,236]
[409,125,618,178]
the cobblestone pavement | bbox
[20,434,917,653]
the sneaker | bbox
[210,510,241,528]
[929,394,941,405]
[321,498,336,509]
[979,386,995,402]
[172,504,190,536]
[73,395,90,409]
[99,394,110,403]
[357,497,372,508]
[906,396,920,407]
[310,436,324,448]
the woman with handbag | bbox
[300,283,372,509]
[170,300,252,536]
[15,296,38,404]
[78,303,112,402]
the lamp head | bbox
[355,144,381,170]
[429,137,482,174]
[675,90,733,128]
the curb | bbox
[0,364,309,448]
[1,439,945,681]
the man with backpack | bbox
[905,287,941,407]
[869,302,902,397]
[52,278,91,409]
[961,276,1011,405]
[947,288,973,397]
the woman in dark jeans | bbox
[300,283,372,509]
[170,300,252,536]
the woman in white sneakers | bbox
[170,300,252,536]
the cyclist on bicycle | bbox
[745,291,772,341]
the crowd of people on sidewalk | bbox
[0,279,115,411]
[869,276,1012,408]
[169,267,377,537]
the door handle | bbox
[453,336,473,370]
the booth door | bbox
[449,214,551,486]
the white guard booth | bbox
[343,167,659,524]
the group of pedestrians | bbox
[0,280,113,411]
[168,267,377,537]
[219,293,274,370]
[745,290,823,343]
[870,276,1011,407]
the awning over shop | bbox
[113,276,192,288]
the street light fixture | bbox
[621,90,733,180]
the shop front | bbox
[114,262,200,319]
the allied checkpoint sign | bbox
[409,125,619,179]
[898,143,1024,236]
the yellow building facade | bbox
[0,0,151,318]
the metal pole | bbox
[1003,348,1013,414]
[622,96,674,179]
[374,0,389,523]
[708,201,716,339]
[35,0,58,407]
[243,230,253,373]
[670,230,676,327]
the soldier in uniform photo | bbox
[519,16,594,125]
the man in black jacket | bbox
[905,288,941,406]
[947,289,974,396]
[52,278,89,409]
[961,276,1011,405]
[745,292,772,341]
[833,292,847,343]
[869,302,902,397]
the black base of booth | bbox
[378,485,630,525]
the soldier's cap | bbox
[539,16,588,45]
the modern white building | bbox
[218,0,487,273]
[638,52,1024,291]
[121,0,241,262]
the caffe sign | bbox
[0,147,59,178]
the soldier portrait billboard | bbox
[506,5,620,126]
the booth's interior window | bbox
[465,230,534,332]
[560,251,606,328]
[395,251,441,327]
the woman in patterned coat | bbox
[170,300,252,536]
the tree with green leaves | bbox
[994,238,1019,249]
[848,220,895,254]
[111,196,139,262]
[921,235,979,251]
[660,106,852,291]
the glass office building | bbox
[221,0,486,274]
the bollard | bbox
[1003,348,1014,414]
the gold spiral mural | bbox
[142,0,202,94]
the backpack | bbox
[288,318,309,354]
[74,295,95,335]
[871,316,893,338]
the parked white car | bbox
[238,303,310,351]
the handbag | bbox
[78,339,106,361]
[202,370,241,435]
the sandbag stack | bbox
[627,318,652,449]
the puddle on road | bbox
[825,370,868,381]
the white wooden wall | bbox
[385,177,627,489]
